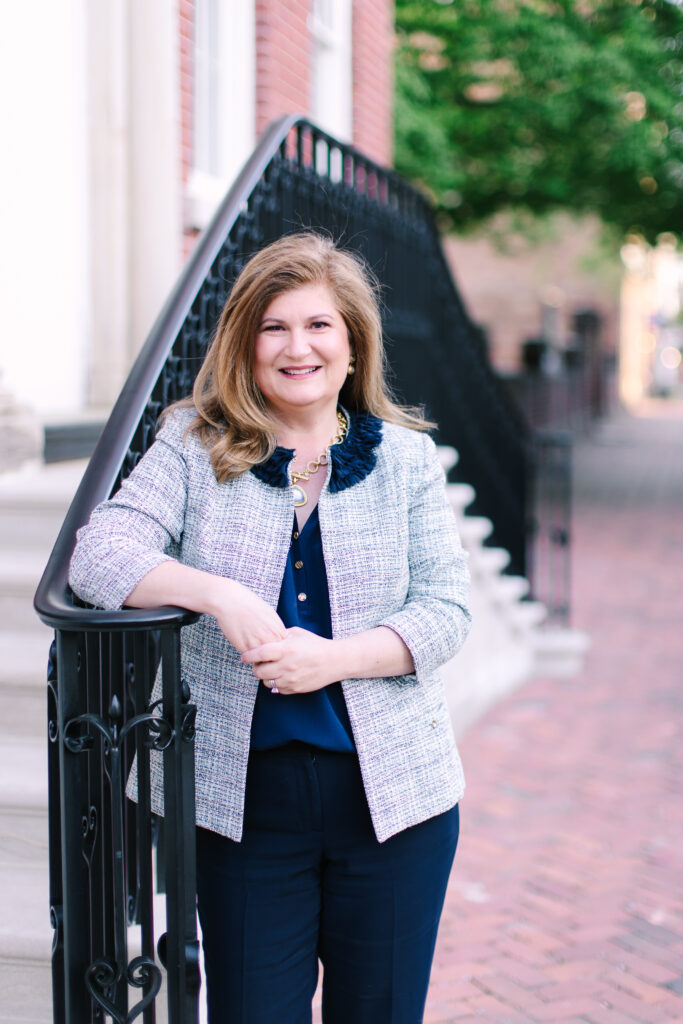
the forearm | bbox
[125,560,227,616]
[331,626,414,681]
[126,561,286,653]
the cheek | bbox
[253,338,276,377]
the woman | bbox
[70,232,471,1024]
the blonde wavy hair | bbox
[169,232,431,482]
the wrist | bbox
[330,636,355,680]
[198,573,235,619]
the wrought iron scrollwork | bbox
[85,955,161,1024]
[63,697,175,756]
[50,904,63,956]
[41,115,549,1023]
[180,681,197,742]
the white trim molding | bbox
[186,0,256,231]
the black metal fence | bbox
[35,116,571,1022]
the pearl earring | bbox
[347,354,356,376]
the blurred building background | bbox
[2,3,682,1020]
[0,0,394,469]
[1,0,681,474]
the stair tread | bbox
[0,459,87,507]
[0,631,52,689]
[0,550,52,582]
[0,737,47,810]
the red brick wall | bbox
[180,0,395,262]
[352,0,394,166]
[255,0,311,136]
[179,0,199,259]
[179,0,194,187]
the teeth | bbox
[282,367,318,376]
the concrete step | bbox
[0,631,52,741]
[0,736,47,813]
[493,573,531,605]
[0,551,54,631]
[458,514,493,548]
[437,445,458,474]
[471,545,511,576]
[0,808,50,962]
[533,625,591,677]
[507,599,547,630]
[0,630,53,689]
[0,459,86,552]
[0,804,53,1024]
[446,482,476,515]
[0,956,52,1024]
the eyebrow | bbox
[259,312,334,324]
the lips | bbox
[279,366,321,376]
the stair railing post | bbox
[160,627,200,1024]
[56,629,93,1023]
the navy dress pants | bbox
[196,743,459,1024]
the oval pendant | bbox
[292,484,307,507]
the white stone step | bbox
[0,956,52,1024]
[0,802,52,1023]
[533,625,591,677]
[0,809,50,962]
[0,631,52,740]
[0,736,47,813]
[0,630,53,689]
[0,459,86,552]
[471,545,511,576]
[492,573,531,604]
[0,551,53,631]
[507,599,547,630]
[458,515,493,548]
[437,445,458,474]
[446,482,475,515]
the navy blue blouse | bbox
[250,508,355,751]
[249,411,384,753]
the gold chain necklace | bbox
[289,411,348,507]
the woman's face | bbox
[253,284,351,421]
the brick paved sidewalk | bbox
[425,401,683,1023]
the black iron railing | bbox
[35,115,570,1023]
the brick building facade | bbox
[180,0,394,254]
[1,0,395,442]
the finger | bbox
[241,640,284,665]
[251,661,285,681]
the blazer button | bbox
[297,593,307,602]
[294,560,303,570]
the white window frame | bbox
[310,0,353,143]
[186,0,255,229]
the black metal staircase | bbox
[34,115,567,1022]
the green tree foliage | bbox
[394,0,683,241]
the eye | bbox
[310,320,331,330]
[261,323,284,332]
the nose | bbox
[284,327,312,358]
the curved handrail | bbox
[35,113,530,631]
[34,115,308,631]
[34,115,445,632]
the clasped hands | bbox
[209,578,336,694]
[241,627,334,695]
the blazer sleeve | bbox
[68,413,190,611]
[379,432,471,680]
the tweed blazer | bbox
[69,408,471,843]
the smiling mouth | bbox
[280,367,321,377]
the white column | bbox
[86,0,131,407]
[186,0,256,229]
[0,0,90,417]
[87,0,182,407]
[127,0,182,366]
